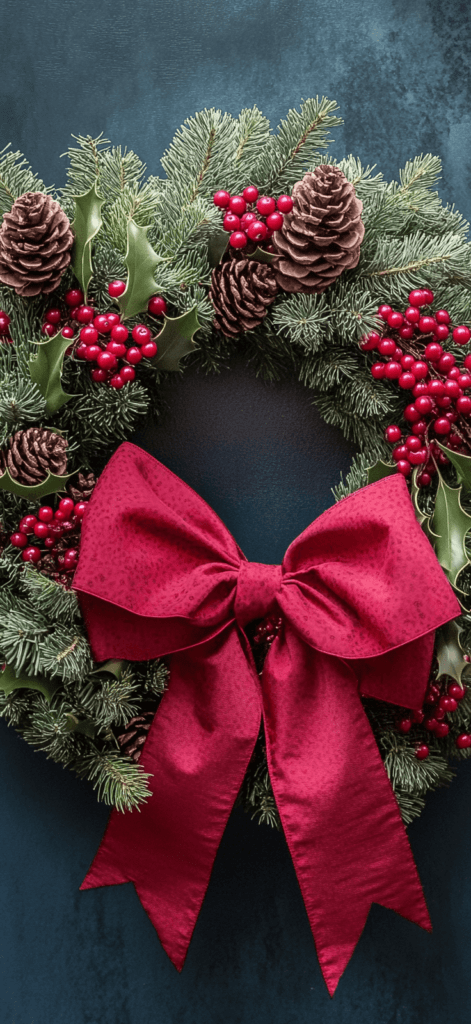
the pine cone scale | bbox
[210,258,278,338]
[0,192,73,297]
[0,428,68,485]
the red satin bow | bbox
[73,442,459,995]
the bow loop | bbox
[234,561,282,627]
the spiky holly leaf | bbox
[208,228,229,268]
[248,247,276,265]
[29,331,75,415]
[438,443,471,493]
[367,460,397,485]
[150,307,200,371]
[431,474,471,589]
[72,181,104,300]
[0,466,73,499]
[436,619,468,685]
[0,663,60,702]
[118,220,160,320]
[91,658,125,679]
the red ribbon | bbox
[73,442,459,995]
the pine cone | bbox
[209,258,278,337]
[117,713,154,763]
[272,166,365,294]
[67,471,96,503]
[0,192,74,297]
[0,427,68,485]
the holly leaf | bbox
[248,247,276,265]
[438,443,471,493]
[0,663,61,702]
[91,658,125,679]
[0,466,73,499]
[72,182,104,299]
[208,228,228,268]
[431,474,471,588]
[367,460,397,485]
[436,619,468,685]
[29,331,75,415]
[150,308,200,371]
[118,220,160,320]
[65,713,96,738]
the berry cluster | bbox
[10,496,88,586]
[361,288,471,485]
[0,308,12,344]
[213,185,293,250]
[396,677,470,759]
[40,285,167,389]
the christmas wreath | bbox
[1,98,471,992]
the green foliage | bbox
[151,308,200,371]
[29,331,75,415]
[118,220,160,319]
[71,182,104,299]
[0,144,49,216]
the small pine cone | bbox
[0,192,74,297]
[209,258,278,337]
[272,166,365,294]
[0,427,68,485]
[39,552,57,578]
[67,471,96,503]
[117,712,154,763]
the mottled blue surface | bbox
[1,1,471,1021]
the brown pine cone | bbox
[117,713,154,763]
[0,192,74,297]
[67,471,96,503]
[0,427,68,485]
[209,258,278,337]
[272,166,365,294]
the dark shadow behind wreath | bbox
[1,97,471,830]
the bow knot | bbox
[234,561,282,627]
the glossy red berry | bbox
[106,312,121,326]
[424,716,438,731]
[120,365,136,383]
[240,212,258,231]
[415,395,433,415]
[405,435,421,451]
[408,448,427,465]
[453,326,471,345]
[399,372,416,389]
[387,311,404,329]
[393,446,409,461]
[360,331,380,350]
[242,186,259,203]
[418,316,435,333]
[256,196,276,216]
[415,744,430,759]
[435,309,450,324]
[76,305,94,324]
[434,324,449,341]
[399,325,414,340]
[106,340,126,357]
[58,498,74,517]
[38,506,54,523]
[409,289,427,307]
[266,211,284,231]
[97,350,117,371]
[448,366,461,379]
[229,231,247,249]
[109,323,128,343]
[41,323,56,337]
[75,343,88,359]
[434,721,450,738]
[404,306,420,323]
[371,363,385,379]
[404,404,420,423]
[229,196,246,215]
[33,521,50,539]
[412,420,427,436]
[65,288,84,307]
[80,326,99,344]
[397,717,412,733]
[277,195,293,213]
[459,374,471,389]
[63,549,79,568]
[422,288,434,303]
[428,380,445,397]
[377,304,392,320]
[61,326,75,339]
[84,345,101,362]
[424,342,443,361]
[384,361,402,380]
[131,325,151,346]
[396,460,411,476]
[93,315,112,334]
[417,472,432,487]
[412,709,425,724]
[434,417,451,435]
[247,220,267,241]
[223,213,240,231]
[125,347,142,364]
[213,190,231,208]
[108,280,126,298]
[109,374,124,389]
[379,338,396,356]
[91,368,107,383]
[448,683,466,700]
[22,546,41,563]
[45,308,61,325]
[10,532,28,548]
[456,733,471,749]
[74,501,88,518]
[148,296,167,317]
[141,340,158,358]
[445,380,461,398]
[411,361,428,379]
[19,515,37,534]
[413,383,429,399]
[385,425,402,442]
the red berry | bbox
[428,380,445,397]
[91,368,107,383]
[38,506,54,523]
[213,190,231,208]
[408,448,427,465]
[54,509,67,522]
[379,338,396,356]
[256,196,276,216]
[415,395,433,415]
[242,186,259,203]
[131,325,151,346]
[360,331,380,351]
[223,213,240,231]
[277,195,293,213]
[422,289,434,304]
[377,304,392,320]
[107,341,126,357]
[438,353,455,373]
[106,313,121,326]
[74,501,88,517]
[434,721,450,738]
[413,382,429,397]
[448,432,462,447]
[418,316,435,333]
[405,435,421,451]
[120,365,136,383]
[424,342,443,361]
[397,717,412,733]
[108,280,126,298]
[19,515,37,535]
[404,404,420,423]
[110,323,129,343]
[453,326,471,345]
[125,347,142,365]
[436,395,452,409]
[65,289,84,307]
[229,196,246,215]
[404,306,420,323]
[22,546,41,564]
[109,375,124,390]
[399,372,416,389]
[409,289,427,307]
[412,709,425,724]
[434,417,451,435]
[10,532,28,548]
[415,744,430,760]
[456,733,471,749]
[63,549,79,569]
[434,324,449,341]
[417,472,432,487]
[371,363,385,379]
[384,361,402,380]
[42,323,56,337]
[440,696,458,712]
[93,315,112,334]
[240,212,258,231]
[0,315,10,334]
[385,425,402,442]
[396,460,411,476]
[97,351,117,370]
[445,380,461,398]
[399,325,414,339]
[229,231,247,248]
[412,420,427,436]
[411,361,428,379]
[387,311,404,329]
[58,497,74,517]
[424,716,438,731]
[84,345,101,362]
[61,326,75,339]
[33,521,50,539]
[448,366,461,379]
[435,310,450,324]
[141,340,158,358]
[247,220,267,241]
[148,296,167,317]
[45,308,61,325]
[76,305,94,324]
[266,211,284,231]
[393,445,409,461]
[80,326,99,344]
[448,683,466,700]
[459,374,471,389]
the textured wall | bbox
[1,1,471,1022]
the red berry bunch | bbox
[395,678,471,758]
[10,496,88,586]
[252,614,283,647]
[0,309,12,344]
[362,288,471,485]
[213,186,293,251]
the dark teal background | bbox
[2,1,471,1021]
